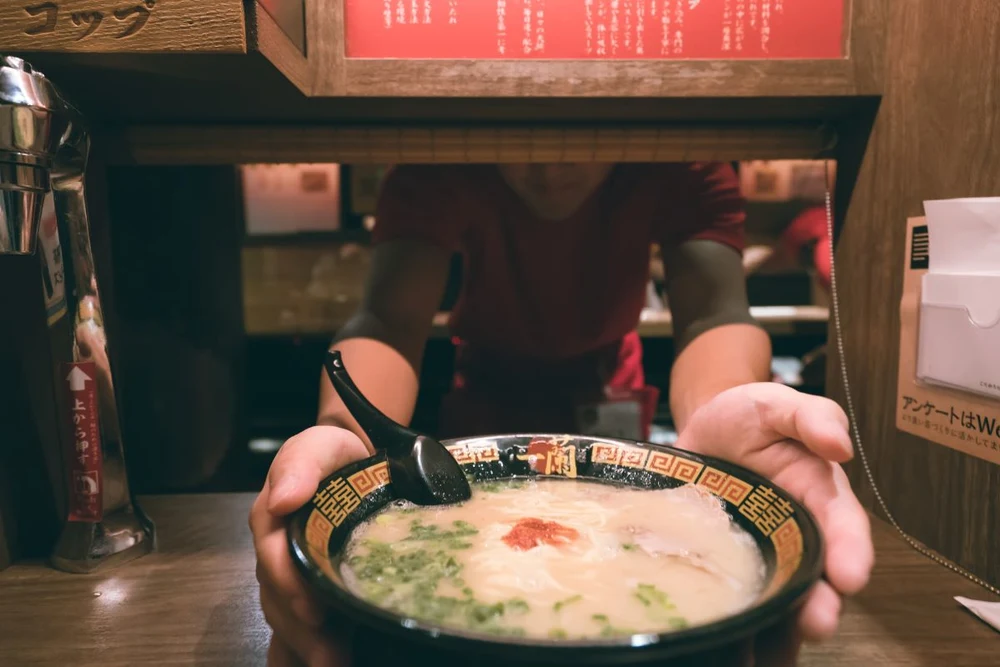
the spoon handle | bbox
[323,350,417,453]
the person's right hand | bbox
[250,425,371,666]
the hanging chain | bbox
[823,162,1000,597]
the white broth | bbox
[341,479,765,640]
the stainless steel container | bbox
[0,55,154,572]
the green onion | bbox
[506,598,530,614]
[553,594,583,612]
[599,625,636,638]
[477,479,528,493]
[634,583,676,610]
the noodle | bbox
[341,479,764,640]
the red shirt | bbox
[782,205,831,291]
[372,163,745,437]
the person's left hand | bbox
[673,382,874,662]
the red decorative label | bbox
[345,0,843,60]
[64,362,103,522]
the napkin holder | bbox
[917,272,1000,400]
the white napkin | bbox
[924,197,1000,274]
[955,596,1000,634]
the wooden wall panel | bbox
[832,0,1000,585]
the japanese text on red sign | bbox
[65,363,103,522]
[345,0,843,60]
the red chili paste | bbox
[502,518,580,551]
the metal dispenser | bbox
[0,55,154,572]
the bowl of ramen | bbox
[288,434,823,665]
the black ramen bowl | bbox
[288,434,824,666]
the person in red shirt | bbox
[371,162,762,438]
[251,163,873,667]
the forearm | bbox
[669,323,772,433]
[317,315,423,452]
[315,238,452,449]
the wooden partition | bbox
[832,0,1000,587]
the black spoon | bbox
[323,350,472,506]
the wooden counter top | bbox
[1,494,996,666]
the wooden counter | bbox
[0,493,996,666]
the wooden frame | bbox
[252,0,312,94]
[257,0,306,55]
[298,0,881,98]
[103,122,837,165]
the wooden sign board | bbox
[313,0,868,97]
[344,0,844,60]
[0,0,247,53]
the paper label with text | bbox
[64,362,104,522]
[896,218,1000,465]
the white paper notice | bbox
[954,596,1000,635]
[924,197,1000,274]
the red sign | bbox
[345,0,843,60]
[64,362,103,522]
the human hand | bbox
[673,383,874,662]
[250,425,371,666]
